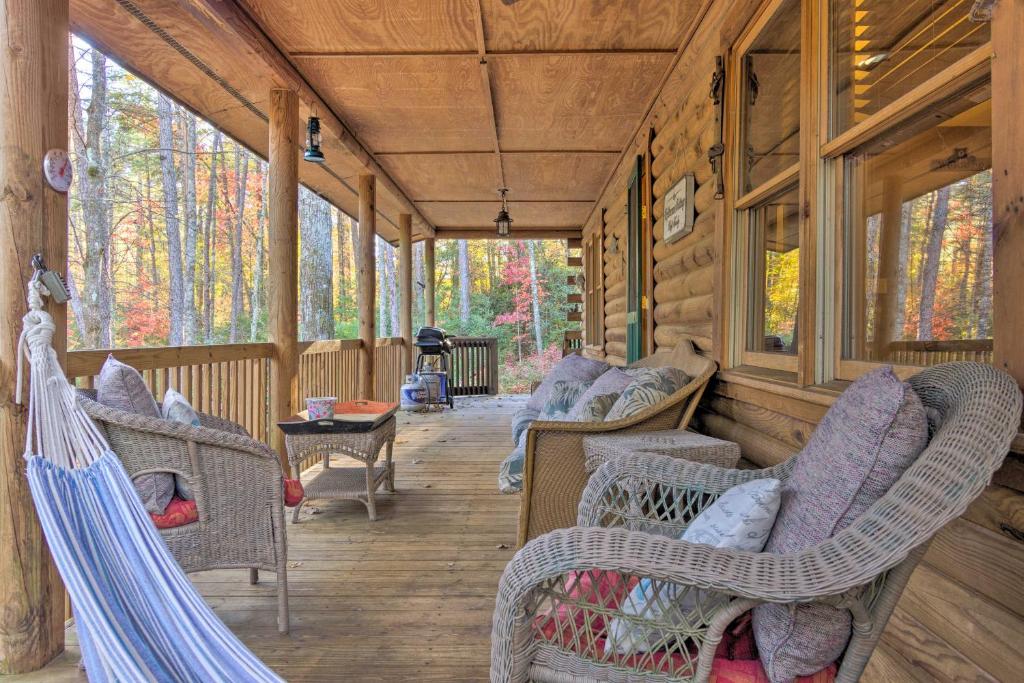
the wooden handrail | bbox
[66,342,275,377]
[887,339,993,352]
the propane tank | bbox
[400,374,427,411]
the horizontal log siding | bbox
[580,0,1024,679]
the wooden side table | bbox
[285,416,396,522]
[583,429,741,475]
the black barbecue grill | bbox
[414,327,455,408]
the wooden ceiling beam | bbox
[474,0,505,194]
[183,0,435,238]
[375,150,622,156]
[434,228,582,241]
[290,48,678,58]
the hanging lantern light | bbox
[304,107,325,163]
[494,187,512,237]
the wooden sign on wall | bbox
[663,172,695,244]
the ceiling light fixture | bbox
[494,187,512,237]
[304,106,325,163]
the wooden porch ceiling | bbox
[69,0,702,240]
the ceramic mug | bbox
[305,396,336,420]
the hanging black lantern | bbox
[494,187,512,237]
[304,113,325,163]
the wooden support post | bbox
[992,0,1024,394]
[268,89,299,467]
[357,174,376,399]
[424,238,436,327]
[399,214,413,376]
[0,0,68,672]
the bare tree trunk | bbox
[458,239,471,327]
[299,189,334,340]
[971,174,994,338]
[251,167,266,341]
[377,238,389,337]
[414,242,424,329]
[157,93,184,345]
[335,207,348,326]
[229,145,249,341]
[202,131,221,342]
[73,47,114,348]
[527,240,544,353]
[387,244,400,335]
[893,202,912,336]
[918,186,950,340]
[182,111,199,344]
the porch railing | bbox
[67,338,411,445]
[447,337,499,396]
[885,338,993,365]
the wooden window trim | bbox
[821,43,992,158]
[723,0,815,380]
[826,43,995,383]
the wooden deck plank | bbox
[13,395,523,682]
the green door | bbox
[626,155,644,364]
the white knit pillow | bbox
[606,478,782,654]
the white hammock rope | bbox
[17,274,283,682]
[18,278,108,468]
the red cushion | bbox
[283,478,304,507]
[149,497,198,529]
[534,571,836,682]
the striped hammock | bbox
[19,279,282,682]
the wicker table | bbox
[285,416,396,522]
[583,429,741,475]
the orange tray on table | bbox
[277,400,399,435]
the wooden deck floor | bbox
[15,395,524,682]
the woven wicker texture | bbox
[583,431,740,475]
[492,363,1023,683]
[76,389,290,633]
[519,341,717,545]
[285,417,396,521]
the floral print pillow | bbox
[604,367,691,422]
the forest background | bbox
[67,39,575,392]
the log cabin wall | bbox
[582,0,1024,679]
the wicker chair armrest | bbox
[577,452,797,530]
[78,394,279,463]
[196,411,250,437]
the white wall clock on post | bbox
[663,172,695,244]
[43,149,73,193]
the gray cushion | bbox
[753,366,929,682]
[527,354,608,413]
[511,407,540,446]
[604,367,690,422]
[96,356,173,514]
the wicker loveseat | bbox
[76,389,290,634]
[518,341,716,546]
[493,363,1022,682]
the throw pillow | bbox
[568,368,634,421]
[606,478,782,654]
[162,388,201,499]
[605,367,690,422]
[149,497,198,530]
[97,356,175,514]
[96,354,160,417]
[527,354,608,413]
[540,380,594,420]
[162,388,200,426]
[752,366,928,682]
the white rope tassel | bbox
[17,279,109,469]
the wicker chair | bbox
[518,341,716,546]
[76,390,290,634]
[493,363,1022,682]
